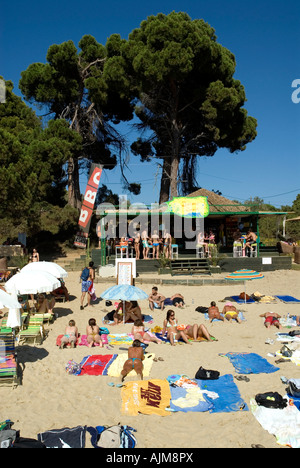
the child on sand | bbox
[86,318,103,347]
[60,320,78,349]
[120,339,145,382]
[259,312,282,330]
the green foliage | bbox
[107,11,257,202]
[0,80,80,240]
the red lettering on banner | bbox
[78,206,93,228]
[83,188,97,209]
[88,167,102,189]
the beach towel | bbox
[204,312,246,322]
[103,314,153,325]
[107,353,155,377]
[79,334,108,346]
[275,295,300,303]
[0,354,16,375]
[275,348,300,366]
[37,425,87,448]
[77,354,118,376]
[220,352,280,374]
[230,295,255,304]
[56,334,81,347]
[169,384,214,413]
[108,334,133,346]
[250,398,300,448]
[121,379,171,416]
[197,374,248,413]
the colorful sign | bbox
[166,196,209,218]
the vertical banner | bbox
[74,164,103,248]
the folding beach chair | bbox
[17,325,43,345]
[0,332,19,388]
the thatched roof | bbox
[186,188,250,213]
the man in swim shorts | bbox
[148,286,165,311]
[259,312,282,329]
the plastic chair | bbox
[233,242,243,258]
[249,243,258,257]
[196,245,205,258]
[171,244,179,259]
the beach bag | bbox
[288,379,300,398]
[255,392,287,409]
[195,366,220,380]
[280,345,293,358]
[65,360,81,375]
[80,267,89,281]
[96,424,137,449]
[195,306,209,314]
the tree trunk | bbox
[159,158,171,204]
[169,154,179,200]
[67,157,81,210]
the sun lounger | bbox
[0,332,18,388]
[17,324,44,345]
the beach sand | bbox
[1,268,300,448]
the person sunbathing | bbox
[36,294,55,315]
[120,339,145,382]
[208,301,224,322]
[131,319,162,344]
[60,320,78,349]
[222,302,241,324]
[51,279,70,302]
[183,323,214,341]
[259,312,282,330]
[86,318,103,347]
[161,310,191,346]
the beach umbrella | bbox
[21,261,68,278]
[225,269,264,304]
[100,284,149,324]
[0,288,21,309]
[5,271,60,295]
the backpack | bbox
[96,425,137,449]
[195,366,220,380]
[81,267,90,281]
[255,392,287,409]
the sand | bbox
[1,267,300,448]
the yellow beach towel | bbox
[121,379,171,416]
[107,353,155,377]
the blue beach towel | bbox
[169,383,214,413]
[230,295,255,304]
[198,374,248,413]
[204,312,246,322]
[221,352,280,374]
[275,295,300,303]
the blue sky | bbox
[1,0,299,208]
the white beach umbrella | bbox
[21,261,68,278]
[0,288,21,309]
[5,271,60,295]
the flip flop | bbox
[158,357,164,361]
[107,382,115,387]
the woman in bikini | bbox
[60,320,78,349]
[131,319,162,344]
[134,232,141,260]
[86,318,103,347]
[161,310,191,346]
[31,248,39,262]
[120,339,145,382]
